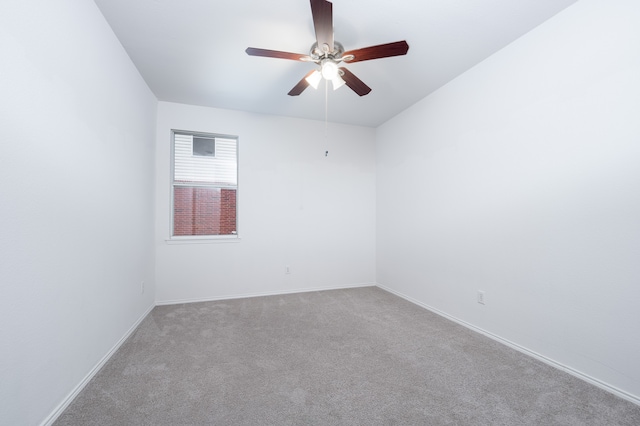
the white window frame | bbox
[168,129,239,243]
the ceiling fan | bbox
[245,0,409,97]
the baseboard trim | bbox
[376,283,640,407]
[155,283,377,306]
[40,302,156,426]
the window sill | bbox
[165,235,241,245]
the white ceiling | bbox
[93,0,579,127]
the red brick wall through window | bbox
[173,186,236,236]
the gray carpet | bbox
[55,287,640,425]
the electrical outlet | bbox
[141,281,145,294]
[285,266,291,274]
[477,290,485,305]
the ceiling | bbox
[93,0,579,127]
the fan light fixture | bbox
[304,60,345,91]
[320,60,339,80]
[331,74,346,90]
[305,70,322,89]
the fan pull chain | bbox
[324,78,329,156]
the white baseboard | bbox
[40,302,156,426]
[155,282,377,306]
[376,283,640,407]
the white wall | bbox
[377,0,640,402]
[0,1,157,424]
[155,102,376,303]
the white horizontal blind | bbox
[174,133,237,186]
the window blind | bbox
[174,133,237,186]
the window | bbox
[171,131,238,238]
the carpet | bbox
[54,286,640,425]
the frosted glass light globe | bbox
[321,60,339,80]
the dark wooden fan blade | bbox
[343,41,409,63]
[339,68,371,96]
[310,0,333,53]
[245,47,309,61]
[288,70,317,96]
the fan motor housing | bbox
[310,41,344,61]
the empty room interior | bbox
[1,0,639,424]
